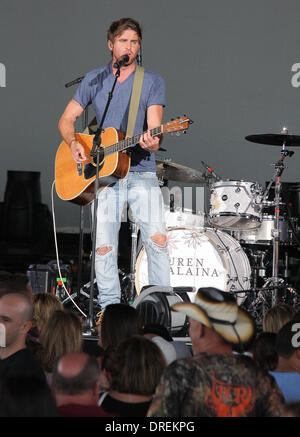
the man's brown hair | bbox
[107,17,142,43]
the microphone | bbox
[65,75,85,88]
[113,54,130,69]
[201,161,221,181]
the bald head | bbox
[57,352,90,378]
[52,352,100,395]
[0,293,33,322]
[0,293,33,355]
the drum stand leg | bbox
[128,219,139,303]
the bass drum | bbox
[135,227,251,305]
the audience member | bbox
[142,323,192,361]
[32,293,63,339]
[0,293,46,381]
[96,303,143,391]
[52,352,116,417]
[142,324,176,364]
[269,319,300,402]
[0,375,57,417]
[0,272,32,300]
[281,402,300,417]
[147,287,285,417]
[263,303,296,334]
[97,303,142,350]
[99,335,166,417]
[252,332,278,371]
[39,309,83,375]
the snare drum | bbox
[135,227,251,305]
[209,180,262,230]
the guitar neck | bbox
[104,126,162,156]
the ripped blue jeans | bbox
[92,172,170,309]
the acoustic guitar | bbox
[55,116,192,205]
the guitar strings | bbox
[103,126,162,156]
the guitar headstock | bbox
[162,115,193,134]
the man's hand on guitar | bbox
[70,139,87,163]
[139,130,160,152]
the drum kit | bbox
[124,128,300,328]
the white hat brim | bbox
[172,302,255,345]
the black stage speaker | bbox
[132,285,196,337]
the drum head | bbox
[135,227,251,305]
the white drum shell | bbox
[209,180,262,230]
[233,216,289,244]
[135,227,251,305]
[165,207,206,229]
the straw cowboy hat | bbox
[172,287,255,345]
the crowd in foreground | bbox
[0,272,300,417]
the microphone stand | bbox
[63,75,88,307]
[84,63,122,334]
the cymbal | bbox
[245,133,300,147]
[156,159,207,184]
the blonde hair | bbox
[39,309,83,373]
[32,293,63,337]
[263,303,296,334]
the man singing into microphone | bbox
[58,17,170,312]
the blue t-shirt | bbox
[73,63,165,172]
[269,371,300,403]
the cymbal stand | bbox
[262,128,295,306]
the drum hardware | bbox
[245,126,298,307]
[242,280,300,330]
[201,160,222,182]
[118,213,144,304]
[127,218,139,303]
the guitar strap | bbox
[125,65,145,138]
[82,65,144,137]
